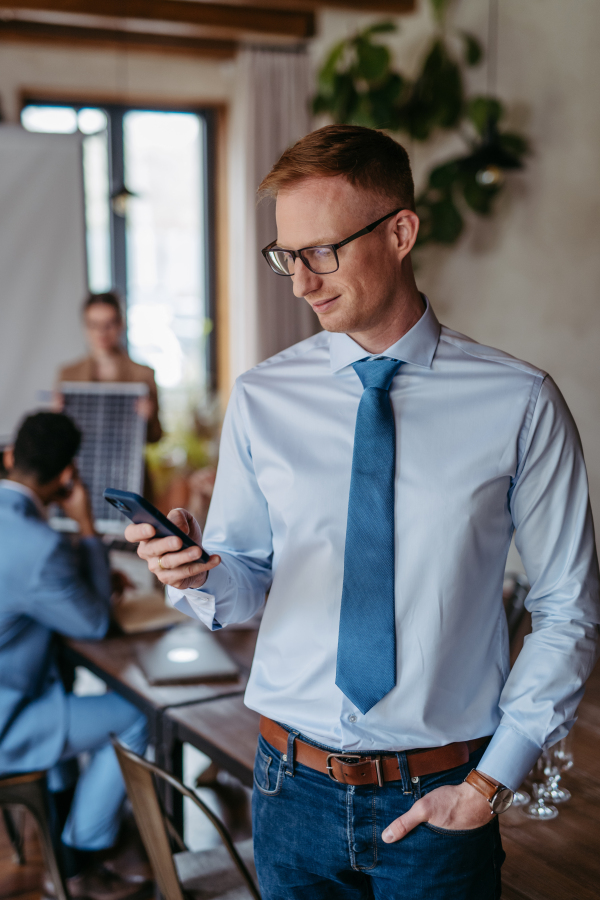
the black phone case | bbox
[103,489,211,563]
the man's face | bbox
[275,177,415,336]
[84,303,123,354]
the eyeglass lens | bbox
[267,246,338,276]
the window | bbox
[22,101,216,429]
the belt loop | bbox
[396,751,413,795]
[284,730,298,777]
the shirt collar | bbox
[329,294,441,374]
[0,479,46,519]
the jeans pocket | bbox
[422,820,494,837]
[253,738,285,796]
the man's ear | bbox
[3,447,14,472]
[393,210,420,259]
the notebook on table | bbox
[136,625,240,686]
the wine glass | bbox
[511,788,530,808]
[521,756,559,820]
[542,736,573,804]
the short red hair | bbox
[258,124,415,211]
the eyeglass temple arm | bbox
[336,208,403,249]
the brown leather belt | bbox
[260,717,490,787]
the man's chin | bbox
[311,306,351,334]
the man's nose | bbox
[291,257,323,298]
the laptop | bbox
[137,625,240,686]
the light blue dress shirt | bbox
[170,298,599,791]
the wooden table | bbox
[61,626,258,825]
[164,694,260,788]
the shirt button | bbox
[348,714,357,723]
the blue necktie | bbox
[336,357,403,715]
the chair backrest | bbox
[112,739,260,900]
[112,741,185,900]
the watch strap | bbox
[464,768,500,802]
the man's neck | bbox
[7,472,48,506]
[347,284,426,355]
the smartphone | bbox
[103,488,211,563]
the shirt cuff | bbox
[167,585,219,630]
[477,724,542,792]
[166,563,233,631]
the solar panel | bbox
[57,382,148,533]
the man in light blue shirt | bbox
[127,126,600,899]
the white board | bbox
[0,126,87,443]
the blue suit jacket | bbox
[0,486,111,773]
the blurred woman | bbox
[57,292,162,443]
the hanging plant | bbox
[313,0,529,247]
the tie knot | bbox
[352,357,402,391]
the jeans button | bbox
[353,842,367,853]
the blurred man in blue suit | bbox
[0,412,148,900]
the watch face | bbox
[491,787,514,815]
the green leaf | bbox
[318,39,347,89]
[368,73,405,129]
[430,0,450,24]
[331,72,359,123]
[355,37,390,83]
[429,160,460,189]
[462,176,497,214]
[312,93,334,116]
[460,31,483,66]
[364,20,397,36]
[467,96,504,136]
[401,40,463,139]
[498,131,529,157]
[350,94,377,128]
[429,197,464,242]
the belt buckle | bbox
[326,753,384,787]
[326,753,361,783]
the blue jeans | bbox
[252,733,504,900]
[47,693,147,851]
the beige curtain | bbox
[230,45,319,380]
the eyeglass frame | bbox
[261,207,403,277]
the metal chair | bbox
[112,738,260,900]
[0,770,69,900]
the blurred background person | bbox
[57,292,162,445]
[0,412,149,900]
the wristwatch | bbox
[464,769,514,815]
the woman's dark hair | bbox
[82,291,123,322]
[13,412,81,485]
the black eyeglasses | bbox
[261,208,402,277]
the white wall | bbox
[0,43,235,122]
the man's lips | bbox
[310,295,340,312]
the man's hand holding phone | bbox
[125,508,221,590]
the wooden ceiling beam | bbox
[2,0,315,39]
[0,19,238,56]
